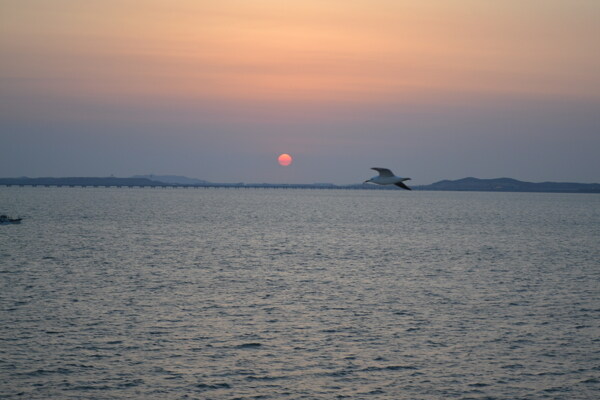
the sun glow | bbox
[278,153,293,166]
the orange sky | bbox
[1,0,599,183]
[2,0,599,105]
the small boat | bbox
[0,215,22,224]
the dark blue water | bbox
[1,187,599,399]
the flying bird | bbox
[364,168,412,190]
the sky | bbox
[1,0,599,185]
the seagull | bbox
[364,168,412,190]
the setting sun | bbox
[278,153,293,166]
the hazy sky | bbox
[1,0,599,184]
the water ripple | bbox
[1,188,599,399]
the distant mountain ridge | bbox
[417,177,600,193]
[1,176,599,193]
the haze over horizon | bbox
[2,1,599,185]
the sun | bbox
[278,153,293,166]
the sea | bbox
[1,187,599,399]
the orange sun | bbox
[278,153,293,166]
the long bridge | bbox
[0,179,394,190]
[0,183,344,189]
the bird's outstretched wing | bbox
[371,167,394,177]
[394,182,412,190]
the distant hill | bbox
[417,177,600,193]
[132,175,209,185]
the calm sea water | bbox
[1,187,599,399]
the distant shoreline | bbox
[1,176,599,193]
